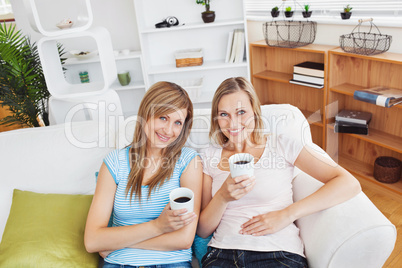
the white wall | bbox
[247,20,402,54]
[11,0,140,52]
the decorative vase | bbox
[302,11,312,18]
[202,11,215,23]
[284,11,294,18]
[271,11,280,18]
[340,12,352,20]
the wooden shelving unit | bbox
[249,40,337,149]
[327,48,402,201]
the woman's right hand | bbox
[217,174,255,202]
[153,203,197,233]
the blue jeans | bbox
[201,247,308,268]
[102,261,192,268]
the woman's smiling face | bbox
[144,108,187,150]
[217,90,255,144]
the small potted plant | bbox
[271,6,280,18]
[284,6,294,18]
[341,4,353,20]
[196,0,215,23]
[302,4,312,18]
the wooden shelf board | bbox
[330,83,365,96]
[330,83,402,109]
[253,70,292,83]
[330,47,402,65]
[251,40,337,53]
[339,154,402,196]
[328,123,402,153]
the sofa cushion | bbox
[0,189,99,267]
[0,121,114,241]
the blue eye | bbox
[175,121,183,126]
[160,116,167,121]
[219,112,228,117]
[238,110,245,115]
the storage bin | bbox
[171,78,203,102]
[175,49,203,68]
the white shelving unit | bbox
[23,0,93,37]
[133,0,250,109]
[63,50,147,118]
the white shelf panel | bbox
[147,60,248,75]
[64,51,142,66]
[112,81,146,91]
[140,19,245,34]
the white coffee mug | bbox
[169,187,194,214]
[228,153,255,178]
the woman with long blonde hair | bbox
[197,77,361,267]
[85,82,202,268]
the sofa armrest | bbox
[292,173,396,268]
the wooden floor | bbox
[360,180,402,267]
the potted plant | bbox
[302,4,312,18]
[196,0,215,23]
[271,6,280,18]
[341,4,353,19]
[0,22,65,127]
[284,6,294,18]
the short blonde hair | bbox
[210,77,264,146]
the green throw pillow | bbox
[0,189,99,267]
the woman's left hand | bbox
[239,209,295,236]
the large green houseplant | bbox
[0,22,65,127]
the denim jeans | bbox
[201,247,308,268]
[102,261,192,268]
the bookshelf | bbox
[133,0,250,109]
[327,48,402,201]
[249,40,337,150]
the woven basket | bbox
[373,156,402,183]
[175,49,203,68]
[176,57,203,68]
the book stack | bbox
[225,29,245,63]
[334,110,372,135]
[289,61,324,89]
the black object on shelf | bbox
[334,121,368,135]
[340,18,392,56]
[374,156,402,184]
[155,16,180,28]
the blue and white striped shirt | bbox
[103,146,198,266]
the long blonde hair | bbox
[127,81,193,201]
[210,77,264,146]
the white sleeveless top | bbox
[200,134,305,257]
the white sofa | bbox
[0,104,396,267]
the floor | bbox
[361,182,402,267]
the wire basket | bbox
[340,18,392,56]
[263,20,317,48]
